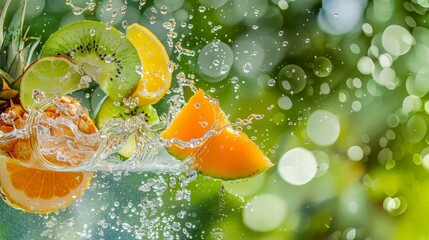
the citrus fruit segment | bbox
[0,155,92,214]
[19,56,84,112]
[160,89,230,160]
[41,20,141,102]
[126,23,172,106]
[193,127,274,180]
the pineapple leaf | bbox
[21,28,40,68]
[0,0,27,79]
[0,0,12,47]
[0,69,14,86]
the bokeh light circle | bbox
[242,194,287,232]
[278,147,318,185]
[307,110,340,146]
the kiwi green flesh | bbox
[40,20,141,102]
[90,86,108,119]
[96,96,159,128]
[96,96,159,159]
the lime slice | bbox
[19,56,84,112]
[127,23,172,106]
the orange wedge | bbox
[160,89,229,159]
[0,155,92,214]
[160,89,273,180]
[127,23,172,106]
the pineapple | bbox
[0,0,98,167]
[0,0,39,110]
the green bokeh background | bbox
[2,0,429,239]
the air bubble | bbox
[278,64,307,94]
[313,56,332,77]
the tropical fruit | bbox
[95,96,159,128]
[95,96,159,158]
[0,96,97,213]
[40,20,141,102]
[160,89,273,180]
[126,23,172,106]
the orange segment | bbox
[0,155,92,214]
[160,89,229,159]
[193,128,274,180]
[127,23,172,106]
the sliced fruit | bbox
[126,23,172,106]
[19,56,83,112]
[90,86,108,119]
[160,89,273,179]
[160,89,230,160]
[193,127,273,180]
[96,96,159,158]
[41,20,141,102]
[0,155,92,214]
[96,96,159,128]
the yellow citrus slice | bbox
[0,155,92,214]
[127,23,172,106]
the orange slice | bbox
[160,89,273,179]
[160,89,229,159]
[0,155,92,214]
[127,23,172,106]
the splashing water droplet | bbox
[135,65,143,76]
[243,63,252,73]
[160,5,168,15]
[198,6,206,12]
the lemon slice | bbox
[126,23,172,106]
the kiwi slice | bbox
[96,96,159,158]
[40,20,141,102]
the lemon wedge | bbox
[127,23,172,106]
